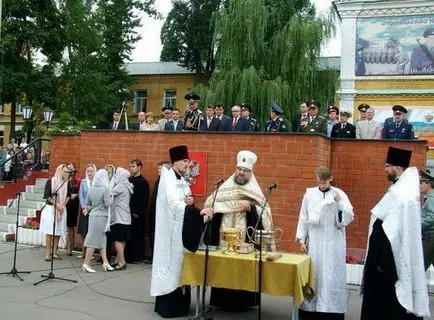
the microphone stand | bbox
[34,174,77,286]
[0,191,31,281]
[250,186,275,320]
[193,180,223,320]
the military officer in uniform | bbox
[183,92,202,131]
[383,105,415,140]
[357,103,369,122]
[265,103,289,132]
[297,100,327,135]
[241,103,260,132]
[331,111,356,139]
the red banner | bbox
[187,152,207,196]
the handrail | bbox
[0,137,51,167]
[0,137,51,183]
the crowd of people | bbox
[108,92,416,141]
[9,138,429,319]
[149,144,431,320]
[39,159,152,272]
[0,139,50,182]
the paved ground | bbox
[0,242,432,320]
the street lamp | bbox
[43,108,54,128]
[22,105,33,120]
[22,106,33,144]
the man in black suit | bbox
[230,105,249,132]
[131,111,146,130]
[164,108,184,131]
[331,111,356,139]
[292,101,308,132]
[108,110,126,130]
[199,105,224,131]
[215,104,232,131]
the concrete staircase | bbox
[0,178,47,242]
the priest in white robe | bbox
[296,167,354,320]
[150,145,213,318]
[204,150,274,312]
[361,147,430,320]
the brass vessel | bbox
[221,228,242,254]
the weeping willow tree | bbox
[195,0,339,126]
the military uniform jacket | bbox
[265,116,289,132]
[383,121,415,140]
[246,117,260,132]
[183,108,202,131]
[298,116,327,134]
[331,122,356,139]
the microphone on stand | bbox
[215,178,224,186]
[204,179,225,223]
[266,183,277,190]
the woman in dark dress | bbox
[65,162,81,256]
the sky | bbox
[130,0,342,62]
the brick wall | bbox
[50,131,427,252]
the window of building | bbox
[0,130,3,146]
[134,90,147,113]
[164,90,177,108]
[16,104,23,114]
[0,104,3,114]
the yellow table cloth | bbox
[181,250,314,307]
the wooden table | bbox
[182,250,315,319]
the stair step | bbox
[22,193,45,201]
[7,199,45,209]
[0,222,12,232]
[1,207,36,217]
[34,178,48,187]
[25,185,45,194]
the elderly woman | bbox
[81,169,114,272]
[77,163,97,259]
[110,167,133,270]
[40,165,70,261]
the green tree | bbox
[160,0,222,82]
[0,0,64,140]
[196,0,339,126]
[57,0,157,127]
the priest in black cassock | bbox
[126,159,150,263]
[150,145,213,318]
[361,147,430,320]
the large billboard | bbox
[355,15,434,76]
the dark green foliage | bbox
[160,0,222,82]
[194,0,339,125]
[0,0,158,136]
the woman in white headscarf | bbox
[109,167,134,270]
[104,164,116,261]
[105,164,116,190]
[77,163,97,259]
[40,164,70,261]
[82,169,114,272]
